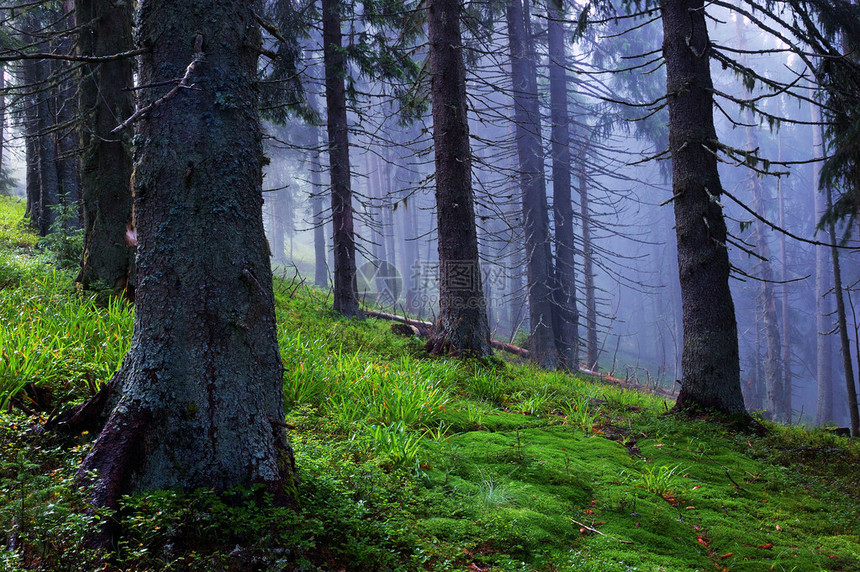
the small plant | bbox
[637,464,686,497]
[474,470,516,508]
[37,202,84,269]
[365,421,424,470]
[510,388,555,416]
[561,394,602,435]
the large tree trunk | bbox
[662,0,745,415]
[323,0,360,317]
[75,0,136,297]
[426,0,492,357]
[547,2,579,370]
[77,0,295,517]
[506,0,557,369]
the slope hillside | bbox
[0,196,858,571]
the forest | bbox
[0,0,859,570]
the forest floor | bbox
[1,194,859,571]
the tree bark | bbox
[506,0,557,368]
[77,0,295,516]
[577,139,598,369]
[547,2,579,369]
[824,166,860,435]
[75,0,136,297]
[426,0,492,357]
[35,57,59,236]
[662,0,745,415]
[812,106,834,425]
[323,0,360,317]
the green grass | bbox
[0,197,859,571]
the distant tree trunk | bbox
[312,150,327,287]
[76,0,136,297]
[662,0,745,415]
[53,10,80,219]
[577,140,597,369]
[547,2,579,369]
[77,0,295,518]
[824,170,860,435]
[812,109,834,425]
[744,122,786,422]
[35,57,59,236]
[776,143,793,422]
[507,0,557,369]
[425,0,492,357]
[323,0,360,317]
[0,64,5,191]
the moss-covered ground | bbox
[1,196,858,571]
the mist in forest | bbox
[3,0,858,429]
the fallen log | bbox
[363,309,530,359]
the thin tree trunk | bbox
[507,0,557,368]
[76,0,136,297]
[577,140,597,369]
[824,171,860,435]
[426,0,492,356]
[0,64,5,192]
[777,140,792,422]
[323,0,360,317]
[812,105,834,425]
[662,0,745,415]
[77,0,295,524]
[745,118,786,422]
[35,56,59,236]
[547,2,579,369]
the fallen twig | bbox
[570,518,634,544]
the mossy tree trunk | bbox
[662,0,745,415]
[77,0,295,517]
[426,0,492,357]
[75,0,136,297]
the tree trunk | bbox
[76,0,136,297]
[776,141,792,422]
[662,0,745,415]
[53,10,81,220]
[744,117,786,422]
[323,0,360,317]
[506,0,557,369]
[547,2,579,370]
[577,139,598,369]
[0,64,5,193]
[78,0,295,517]
[824,168,860,435]
[426,0,492,357]
[812,106,834,425]
[35,57,59,236]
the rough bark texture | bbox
[76,0,136,297]
[78,0,295,510]
[547,3,579,370]
[323,0,360,317]
[662,0,745,415]
[507,0,557,369]
[426,0,492,357]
